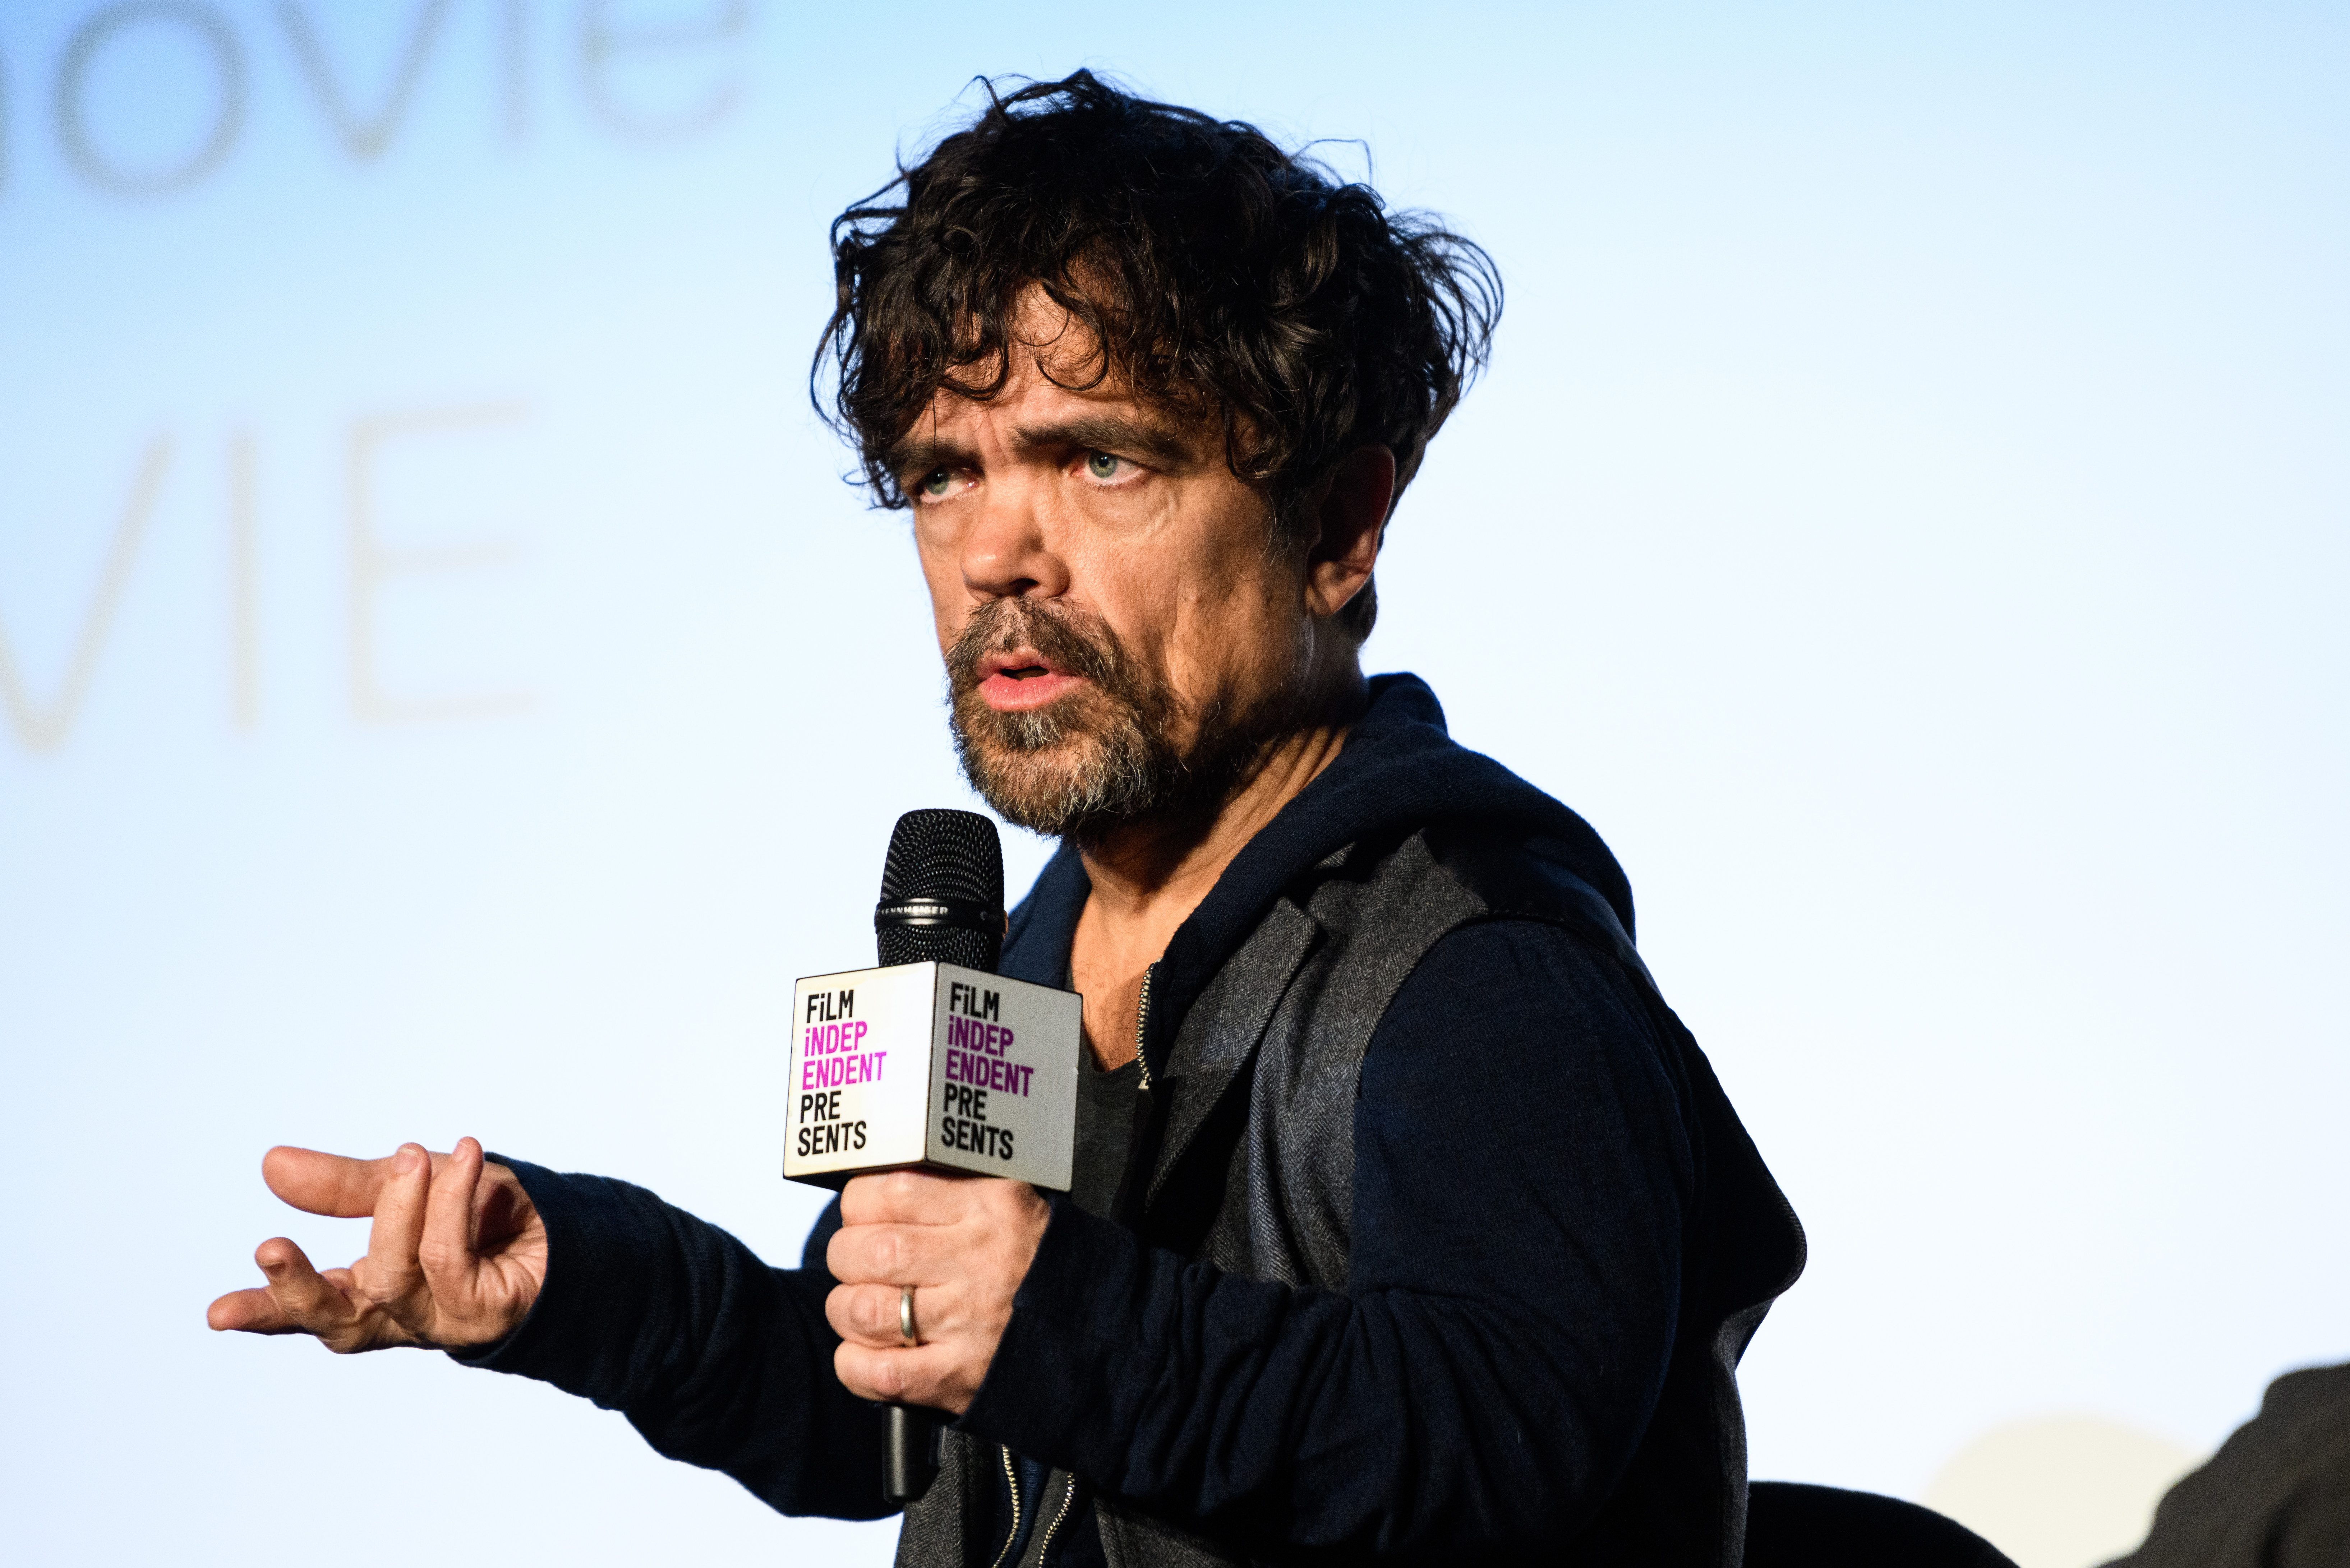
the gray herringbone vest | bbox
[895,824,1800,1568]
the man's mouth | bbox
[974,650,1088,712]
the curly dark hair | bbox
[813,71,1501,640]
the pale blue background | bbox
[1,2,2344,1562]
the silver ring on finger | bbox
[899,1284,919,1348]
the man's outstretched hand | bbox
[207,1138,546,1352]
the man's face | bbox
[897,316,1319,841]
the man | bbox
[210,74,1805,1567]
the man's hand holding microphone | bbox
[822,1169,1049,1412]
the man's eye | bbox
[1083,452,1125,481]
[918,467,955,498]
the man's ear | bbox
[1302,445,1396,620]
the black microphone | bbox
[872,808,1002,1506]
[784,810,1080,1505]
[874,807,1004,972]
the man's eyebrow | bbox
[882,434,973,478]
[1010,416,1200,467]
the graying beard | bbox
[952,681,1280,844]
[952,700,1169,839]
[943,597,1284,842]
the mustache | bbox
[947,599,1133,695]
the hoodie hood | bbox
[1000,673,1635,1076]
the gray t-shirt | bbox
[1066,1049,1142,1220]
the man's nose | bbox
[959,479,1067,600]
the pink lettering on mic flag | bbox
[941,1014,1034,1097]
[801,1018,889,1090]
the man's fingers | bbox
[360,1145,432,1306]
[826,1219,958,1287]
[833,1339,972,1414]
[263,1145,429,1219]
[839,1169,977,1226]
[822,1176,1043,1418]
[219,1143,498,1352]
[252,1236,360,1335]
[207,1285,292,1333]
[826,1280,970,1349]
[418,1137,484,1294]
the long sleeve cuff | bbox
[446,1155,682,1409]
[958,1194,1149,1464]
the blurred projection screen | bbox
[2,4,2345,1565]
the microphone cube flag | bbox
[785,961,1082,1191]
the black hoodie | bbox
[463,674,1799,1564]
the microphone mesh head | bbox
[876,809,1004,971]
[879,809,1004,907]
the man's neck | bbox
[1068,675,1365,1067]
